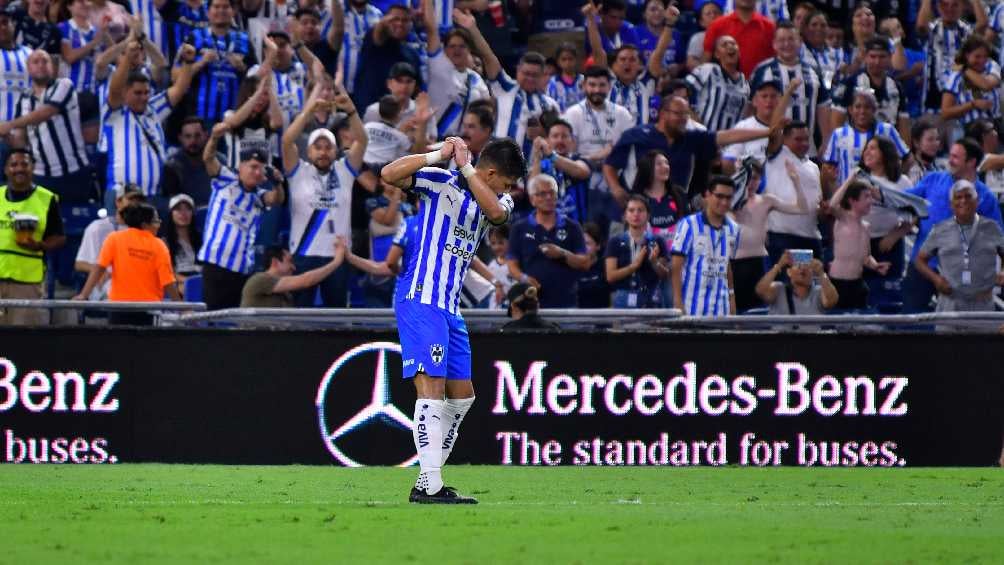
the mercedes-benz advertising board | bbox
[1,329,1001,466]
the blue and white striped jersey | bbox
[942,60,1002,126]
[991,5,1004,70]
[427,47,490,138]
[246,62,308,126]
[96,64,158,153]
[185,28,252,122]
[685,62,750,132]
[609,70,657,126]
[341,3,383,93]
[130,0,167,59]
[489,70,559,156]
[830,70,909,126]
[102,90,173,196]
[17,78,89,177]
[546,74,585,113]
[0,46,32,122]
[822,122,909,185]
[671,212,741,318]
[410,0,453,31]
[801,43,849,89]
[723,0,789,21]
[922,19,972,110]
[58,20,98,94]
[750,58,830,154]
[198,166,269,274]
[403,167,514,314]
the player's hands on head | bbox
[438,138,456,161]
[447,136,471,167]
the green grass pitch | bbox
[2,465,1002,563]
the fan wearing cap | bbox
[280,83,367,306]
[248,30,320,127]
[75,183,146,301]
[720,79,789,175]
[361,62,435,142]
[499,283,560,332]
[198,122,285,310]
[162,193,203,283]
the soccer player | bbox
[381,136,525,504]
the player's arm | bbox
[449,137,509,224]
[380,140,457,189]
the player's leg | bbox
[397,300,450,498]
[442,313,475,468]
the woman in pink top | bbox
[731,159,808,312]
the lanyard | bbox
[584,102,603,136]
[957,214,980,265]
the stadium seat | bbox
[183,276,203,303]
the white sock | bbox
[441,396,475,466]
[413,399,445,494]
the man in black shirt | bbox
[12,0,61,55]
[294,6,340,76]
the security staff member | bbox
[0,149,65,325]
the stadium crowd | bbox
[2,0,1004,323]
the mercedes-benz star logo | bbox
[315,341,418,467]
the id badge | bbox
[962,270,972,285]
[627,292,638,308]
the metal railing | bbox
[0,299,206,325]
[160,307,1004,332]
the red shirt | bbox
[704,12,776,78]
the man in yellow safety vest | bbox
[0,149,66,325]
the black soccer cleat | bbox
[408,486,478,504]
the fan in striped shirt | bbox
[248,31,318,127]
[670,175,742,318]
[590,4,677,126]
[545,42,585,112]
[799,10,848,89]
[1,51,92,203]
[830,37,909,140]
[58,0,107,96]
[0,13,32,124]
[940,36,1002,129]
[340,0,383,94]
[422,4,489,139]
[822,89,909,186]
[102,42,197,198]
[685,35,750,132]
[199,122,286,310]
[916,0,987,112]
[158,0,209,62]
[457,10,557,158]
[750,22,832,157]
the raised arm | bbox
[768,160,810,214]
[973,0,989,35]
[204,122,228,177]
[381,140,456,188]
[63,19,108,64]
[225,74,271,129]
[105,46,135,110]
[754,251,791,304]
[95,35,129,79]
[916,0,934,36]
[281,95,324,174]
[647,4,680,78]
[167,44,197,108]
[827,174,857,219]
[328,0,345,51]
[424,0,440,53]
[582,3,606,68]
[767,78,799,155]
[454,8,500,80]
[333,87,366,171]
